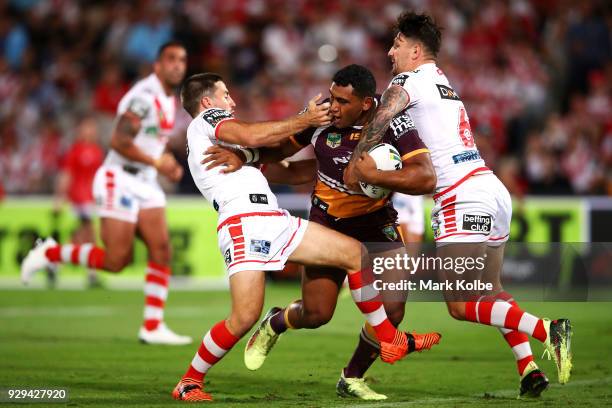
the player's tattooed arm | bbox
[343,85,409,189]
[110,112,153,164]
[352,86,409,157]
[110,112,178,178]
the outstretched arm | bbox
[217,95,331,147]
[343,85,409,188]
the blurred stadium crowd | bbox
[0,0,610,197]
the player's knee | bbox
[228,310,260,337]
[104,251,131,272]
[148,239,171,265]
[303,307,334,328]
[341,241,366,272]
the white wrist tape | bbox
[240,148,260,164]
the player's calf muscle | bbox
[446,302,466,320]
[227,309,260,337]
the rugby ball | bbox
[359,143,402,199]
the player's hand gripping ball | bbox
[359,143,402,199]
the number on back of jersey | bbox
[457,107,474,148]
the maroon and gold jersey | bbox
[290,112,428,218]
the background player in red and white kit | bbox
[172,72,420,402]
[344,11,573,397]
[21,42,191,345]
[53,115,104,287]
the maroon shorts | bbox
[308,204,403,247]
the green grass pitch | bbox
[1,285,611,407]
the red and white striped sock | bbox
[347,268,396,344]
[143,262,171,331]
[465,296,547,343]
[494,292,535,376]
[183,320,240,383]
[45,244,105,269]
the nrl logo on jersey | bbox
[202,108,233,127]
[326,132,342,148]
[391,73,409,87]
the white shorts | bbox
[392,193,424,235]
[92,164,166,224]
[431,169,511,246]
[217,209,308,276]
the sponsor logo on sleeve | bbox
[202,109,233,127]
[462,214,492,233]
[391,74,410,87]
[436,84,461,101]
[249,239,271,256]
[389,113,416,138]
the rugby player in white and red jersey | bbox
[344,11,573,397]
[170,72,423,402]
[21,42,191,345]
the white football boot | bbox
[138,322,192,345]
[21,237,58,285]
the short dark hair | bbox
[332,64,376,98]
[180,73,223,117]
[396,11,442,57]
[156,41,186,60]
